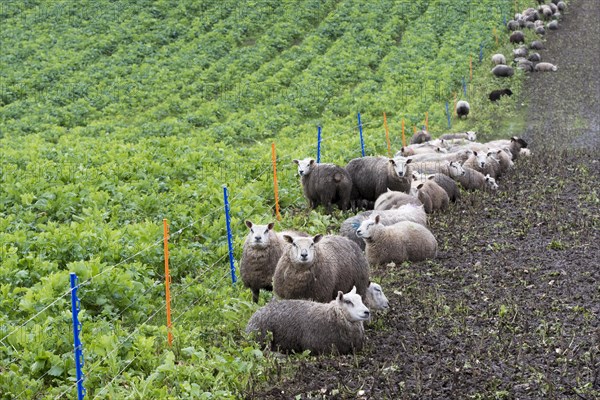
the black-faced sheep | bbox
[293,158,352,213]
[356,216,438,265]
[510,31,525,44]
[492,65,515,77]
[273,234,369,303]
[489,88,513,102]
[339,204,427,250]
[534,62,558,71]
[246,287,369,355]
[346,156,412,208]
[456,100,470,119]
[410,129,432,144]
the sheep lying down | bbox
[246,287,370,355]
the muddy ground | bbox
[249,1,600,398]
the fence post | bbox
[445,101,451,129]
[271,143,282,221]
[357,112,365,157]
[316,126,322,163]
[479,43,484,63]
[70,273,86,400]
[163,219,173,347]
[223,186,237,284]
[383,112,391,157]
[401,118,406,147]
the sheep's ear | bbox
[485,175,491,181]
[350,286,357,294]
[387,187,392,192]
[400,147,405,153]
[496,150,502,154]
[428,175,435,180]
[293,159,299,165]
[417,183,424,189]
[312,234,323,244]
[389,159,396,165]
[374,214,380,224]
[406,158,412,164]
[337,291,344,301]
[267,222,275,230]
[283,235,294,244]
[473,151,478,156]
[309,159,315,165]
[245,220,253,229]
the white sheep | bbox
[246,286,370,355]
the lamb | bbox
[346,156,412,208]
[410,129,432,144]
[487,148,514,175]
[535,26,546,35]
[373,189,422,211]
[534,62,558,72]
[245,287,370,355]
[273,234,369,303]
[339,204,427,250]
[454,167,499,191]
[489,88,513,102]
[293,158,352,213]
[438,131,477,141]
[491,53,506,65]
[456,100,470,119]
[416,179,449,212]
[412,185,433,214]
[510,31,525,44]
[492,65,515,77]
[356,216,438,265]
[428,173,461,203]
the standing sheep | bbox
[273,234,369,303]
[293,158,352,213]
[246,287,370,355]
[510,31,525,44]
[489,88,513,102]
[428,173,461,203]
[356,216,438,265]
[456,100,470,119]
[346,156,412,209]
[534,62,558,71]
[415,179,449,212]
[491,54,506,65]
[339,204,427,250]
[410,129,432,144]
[492,65,515,77]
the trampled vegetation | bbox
[0,0,544,398]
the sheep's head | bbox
[389,157,412,178]
[356,215,381,239]
[293,158,315,177]
[245,220,275,248]
[466,131,477,141]
[472,151,487,169]
[485,174,499,190]
[337,286,370,322]
[449,161,466,177]
[365,282,389,311]
[283,234,322,264]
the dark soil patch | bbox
[249,1,600,398]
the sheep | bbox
[557,1,566,11]
[356,216,438,265]
[530,40,545,50]
[454,167,498,191]
[528,52,542,62]
[410,160,466,179]
[428,173,461,202]
[293,158,352,213]
[484,137,529,160]
[489,88,513,102]
[373,189,422,211]
[510,31,525,44]
[536,26,546,35]
[438,131,477,141]
[488,148,514,175]
[245,287,369,355]
[398,141,447,157]
[491,53,506,65]
[547,20,559,30]
[410,129,432,144]
[485,174,499,190]
[339,204,427,250]
[346,156,412,208]
[365,282,389,311]
[463,151,492,176]
[492,65,515,77]
[412,186,433,214]
[273,234,369,303]
[405,148,471,164]
[516,58,535,72]
[513,46,529,58]
[535,62,558,72]
[416,179,449,212]
[456,100,470,119]
[506,20,520,31]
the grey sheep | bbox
[428,173,461,203]
[491,54,506,65]
[410,129,432,144]
[246,287,370,355]
[273,234,369,303]
[410,160,466,179]
[374,189,422,211]
[510,31,525,44]
[530,40,545,50]
[528,52,542,62]
[488,148,514,174]
[484,137,528,160]
[415,179,449,212]
[492,65,515,77]
[534,62,558,72]
[438,131,477,141]
[346,156,412,208]
[356,216,438,265]
[294,158,352,213]
[454,167,499,191]
[340,204,427,250]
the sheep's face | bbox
[449,161,466,177]
[466,131,477,141]
[293,158,315,177]
[473,151,487,169]
[365,282,389,311]
[485,175,499,190]
[356,215,380,239]
[284,235,321,264]
[245,221,275,248]
[390,157,411,178]
[337,287,370,322]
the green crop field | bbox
[0,0,538,398]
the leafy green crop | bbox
[0,0,537,397]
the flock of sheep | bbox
[240,1,567,356]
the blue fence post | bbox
[223,186,237,284]
[445,101,451,129]
[357,112,365,157]
[317,126,322,163]
[503,15,507,26]
[70,273,85,400]
[479,43,484,63]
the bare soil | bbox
[249,1,600,398]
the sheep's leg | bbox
[251,288,260,303]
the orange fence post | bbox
[493,27,498,46]
[401,119,406,147]
[271,142,282,221]
[383,112,391,157]
[163,218,173,347]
